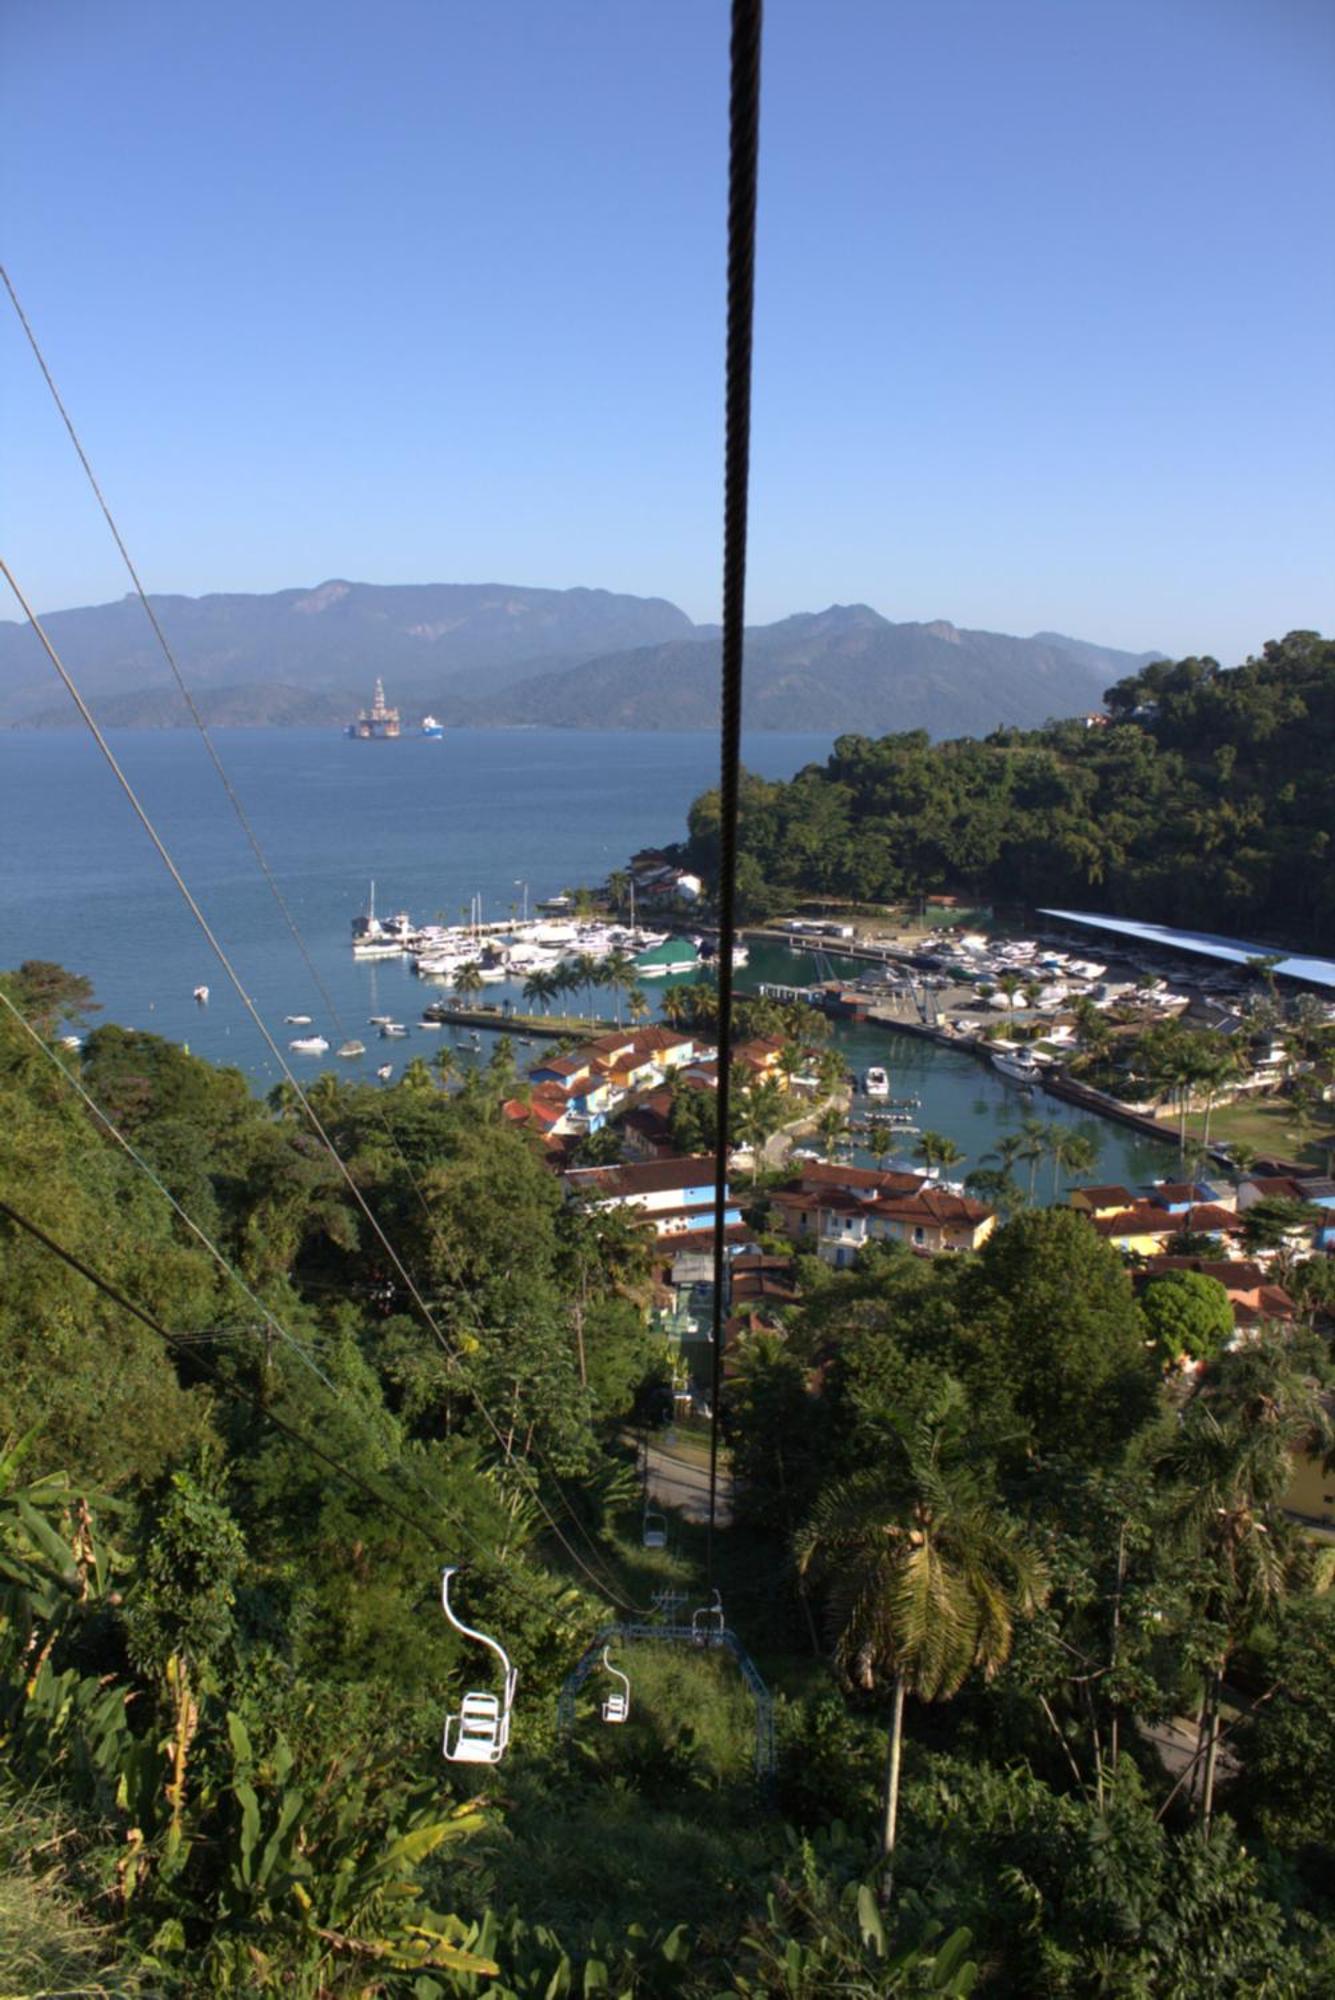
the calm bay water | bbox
[0,724,1173,1189]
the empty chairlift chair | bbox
[600,1647,631,1725]
[642,1507,668,1550]
[440,1566,518,1765]
[691,1587,725,1648]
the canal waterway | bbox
[0,725,1175,1190]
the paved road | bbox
[645,1435,733,1527]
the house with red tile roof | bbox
[817,1184,996,1265]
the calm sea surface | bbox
[0,725,1173,1190]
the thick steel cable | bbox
[0,1194,436,1550]
[0,265,638,1607]
[0,984,333,1390]
[707,0,763,1584]
[0,1193,599,1632]
[0,562,641,1614]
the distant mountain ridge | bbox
[464,605,1161,736]
[0,580,1161,736]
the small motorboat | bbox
[284,1014,313,1026]
[193,984,209,1004]
[290,1035,330,1055]
[337,1039,366,1059]
[865,1066,890,1099]
[380,1022,409,1039]
[368,1014,393,1026]
[376,1062,394,1081]
[417,1017,442,1030]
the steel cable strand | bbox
[0,265,635,1607]
[0,561,640,1613]
[0,983,333,1390]
[708,0,764,1584]
[0,1194,605,1631]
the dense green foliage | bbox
[3,964,1333,1994]
[681,631,1335,945]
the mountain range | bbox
[0,579,1161,737]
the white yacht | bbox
[864,1066,890,1099]
[289,1034,330,1055]
[992,1046,1043,1087]
[336,1039,366,1059]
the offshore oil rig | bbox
[348,677,401,739]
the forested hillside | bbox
[3,962,1334,1995]
[681,631,1335,948]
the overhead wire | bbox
[707,0,764,1585]
[0,982,333,1391]
[0,559,642,1613]
[0,1193,604,1632]
[0,261,644,1611]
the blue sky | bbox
[2,0,1332,662]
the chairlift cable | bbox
[708,0,764,1585]
[0,1192,606,1631]
[0,562,642,1614]
[0,1193,436,1551]
[0,984,334,1392]
[0,264,635,1611]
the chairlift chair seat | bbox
[599,1646,631,1725]
[642,1508,668,1550]
[443,1691,507,1763]
[440,1566,517,1766]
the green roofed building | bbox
[633,936,700,978]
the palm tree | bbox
[522,970,554,1018]
[660,983,691,1030]
[431,1042,456,1088]
[453,960,484,1007]
[964,1165,1023,1214]
[734,1076,787,1182]
[818,1103,849,1156]
[627,985,649,1027]
[572,952,601,1026]
[1016,1116,1049,1201]
[916,1130,964,1179]
[1158,1340,1331,1835]
[400,1055,435,1094]
[602,948,637,1028]
[606,869,631,918]
[996,971,1023,1016]
[796,1382,1045,1892]
[1048,1127,1099,1202]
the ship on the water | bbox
[347,677,401,739]
[421,714,444,737]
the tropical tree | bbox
[964,1165,1023,1216]
[399,1055,436,1095]
[522,969,556,1017]
[605,869,631,918]
[1016,1117,1049,1201]
[1047,1126,1098,1201]
[659,983,692,1030]
[734,1076,788,1183]
[796,1380,1045,1893]
[430,1042,456,1088]
[996,971,1023,1016]
[818,1103,849,1156]
[627,986,649,1027]
[1157,1338,1332,1834]
[916,1131,964,1179]
[602,948,637,1027]
[572,953,601,1025]
[453,960,484,1006]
